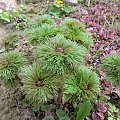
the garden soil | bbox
[0,81,20,120]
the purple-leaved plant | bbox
[72,2,120,67]
[87,102,107,120]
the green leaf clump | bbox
[25,24,61,45]
[60,18,93,48]
[37,35,87,75]
[48,4,72,17]
[102,53,120,84]
[0,9,19,23]
[26,14,55,28]
[22,63,59,105]
[24,17,93,49]
[0,50,26,88]
[63,66,100,102]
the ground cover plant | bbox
[0,7,19,23]
[48,3,73,17]
[20,16,100,119]
[22,63,59,106]
[102,53,120,84]
[72,1,120,66]
[37,35,87,75]
[60,18,93,48]
[0,0,120,120]
[0,50,26,88]
[25,23,61,44]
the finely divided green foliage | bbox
[37,35,87,75]
[63,67,100,102]
[0,50,26,87]
[102,53,120,84]
[61,18,86,31]
[60,18,93,48]
[35,14,55,25]
[25,17,93,48]
[25,24,61,45]
[22,63,59,105]
[27,14,55,28]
